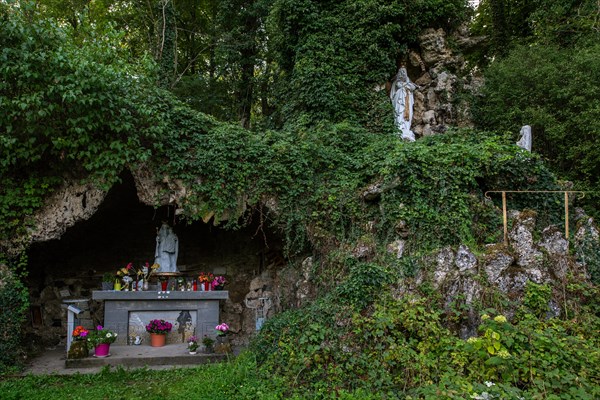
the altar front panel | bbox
[92,291,228,345]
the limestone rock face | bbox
[29,182,107,245]
[455,245,477,272]
[483,251,514,283]
[538,226,569,279]
[419,28,452,65]
[509,211,542,267]
[405,26,482,139]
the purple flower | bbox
[97,325,103,331]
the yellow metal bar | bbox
[502,191,508,246]
[484,190,587,243]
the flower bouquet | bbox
[211,276,227,290]
[146,319,172,347]
[137,262,159,290]
[87,325,118,357]
[198,272,214,291]
[116,262,134,290]
[187,336,199,354]
[215,323,229,337]
[215,323,230,348]
[68,325,90,359]
[72,325,89,341]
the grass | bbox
[0,353,287,400]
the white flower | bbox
[484,381,495,387]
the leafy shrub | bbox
[0,264,28,374]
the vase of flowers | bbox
[138,262,159,291]
[117,262,134,291]
[68,325,89,359]
[215,322,229,344]
[146,319,172,347]
[202,335,215,353]
[187,336,198,354]
[87,325,118,357]
[211,276,227,291]
[198,272,214,291]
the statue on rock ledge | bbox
[155,221,179,273]
[516,125,532,152]
[390,66,417,142]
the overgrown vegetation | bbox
[2,1,600,398]
[252,272,600,399]
[0,261,29,374]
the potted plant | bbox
[202,335,215,353]
[146,319,172,347]
[68,325,89,359]
[87,325,118,357]
[215,322,229,343]
[211,276,227,290]
[101,273,114,290]
[187,336,199,354]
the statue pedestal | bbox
[92,291,228,345]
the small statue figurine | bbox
[516,125,532,152]
[390,65,417,141]
[155,221,179,273]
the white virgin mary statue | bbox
[390,66,417,141]
[155,222,179,273]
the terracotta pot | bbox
[94,343,110,357]
[150,333,167,347]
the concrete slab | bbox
[21,344,235,376]
[66,344,225,368]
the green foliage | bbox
[471,0,600,62]
[0,7,161,242]
[253,283,600,399]
[376,130,557,250]
[268,0,468,128]
[0,262,29,375]
[474,42,600,208]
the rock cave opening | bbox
[25,170,286,347]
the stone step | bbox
[66,344,227,369]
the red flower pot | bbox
[160,281,168,291]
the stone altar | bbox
[92,290,228,345]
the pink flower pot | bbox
[94,343,110,357]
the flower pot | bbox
[203,282,211,291]
[94,343,110,357]
[160,281,168,291]
[67,340,89,359]
[150,333,167,347]
[189,351,197,355]
[216,335,228,344]
[101,282,114,290]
